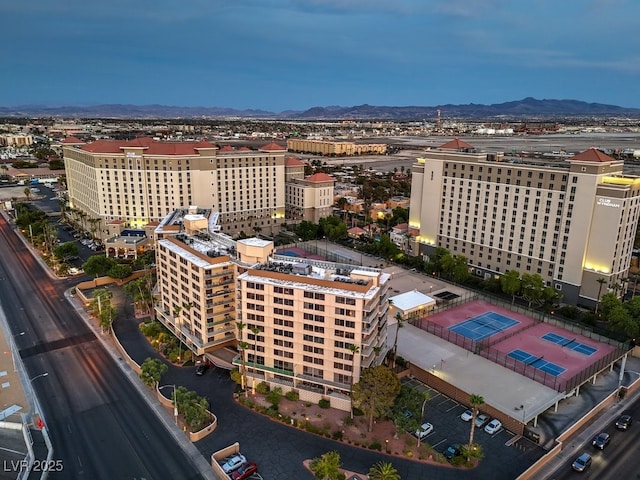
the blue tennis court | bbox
[449,312,519,342]
[507,349,566,376]
[541,332,597,356]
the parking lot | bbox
[401,377,546,476]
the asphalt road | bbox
[0,214,204,480]
[550,396,640,480]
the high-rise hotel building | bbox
[409,139,640,306]
[63,137,287,238]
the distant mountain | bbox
[0,98,638,120]
[294,98,640,120]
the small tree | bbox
[595,277,607,314]
[53,241,79,262]
[368,461,400,480]
[108,263,132,280]
[351,365,401,432]
[501,270,521,304]
[309,451,341,480]
[82,255,116,277]
[265,387,283,407]
[139,357,168,388]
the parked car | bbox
[221,454,246,473]
[443,444,461,460]
[415,422,434,439]
[232,461,258,480]
[474,414,489,428]
[460,409,473,422]
[484,419,502,434]
[616,414,632,430]
[591,432,610,449]
[571,453,592,472]
[195,362,210,376]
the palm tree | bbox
[250,326,261,372]
[368,461,400,480]
[172,305,183,362]
[392,311,405,368]
[595,277,607,314]
[236,321,248,396]
[88,217,101,240]
[468,393,485,451]
[23,187,31,200]
[347,343,360,419]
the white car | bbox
[415,422,434,439]
[460,409,473,422]
[221,454,247,473]
[474,414,489,428]
[484,419,502,434]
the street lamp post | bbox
[159,384,178,425]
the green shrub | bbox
[352,407,364,416]
[256,381,270,394]
[338,474,346,480]
[266,387,283,407]
[343,416,354,426]
[369,440,382,451]
[285,390,300,401]
[332,430,343,440]
[318,398,330,409]
[265,406,279,417]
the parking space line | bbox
[432,439,447,449]
[446,403,459,412]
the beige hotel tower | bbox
[409,139,640,307]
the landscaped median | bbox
[139,357,218,442]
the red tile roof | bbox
[285,156,305,166]
[218,145,235,152]
[569,148,616,163]
[259,142,285,152]
[439,138,474,150]
[306,173,334,183]
[80,137,218,155]
[61,136,84,144]
[239,147,252,151]
[393,223,408,230]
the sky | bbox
[2,0,639,112]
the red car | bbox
[232,461,258,480]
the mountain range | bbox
[1,97,639,120]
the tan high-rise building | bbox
[409,139,640,306]
[63,138,287,239]
[236,259,390,410]
[154,206,243,355]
